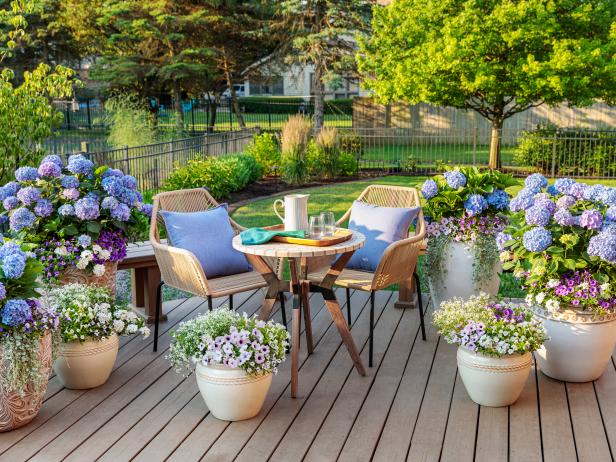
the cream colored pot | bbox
[195,363,272,421]
[457,347,532,407]
[54,334,119,389]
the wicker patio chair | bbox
[149,188,284,351]
[307,185,427,366]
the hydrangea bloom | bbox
[523,227,552,252]
[74,197,100,221]
[421,179,438,199]
[579,209,603,230]
[139,203,153,217]
[0,282,5,300]
[121,175,138,190]
[584,184,607,201]
[534,195,556,214]
[16,186,41,206]
[102,168,124,178]
[67,154,94,175]
[496,232,512,251]
[1,299,32,326]
[553,178,576,195]
[38,161,62,178]
[569,182,588,199]
[524,173,548,192]
[110,203,131,221]
[509,189,536,212]
[599,188,616,207]
[443,170,467,189]
[9,207,36,231]
[3,181,19,196]
[554,208,579,226]
[0,241,26,260]
[34,199,53,217]
[525,206,551,227]
[58,204,75,216]
[464,194,488,216]
[41,154,63,167]
[546,184,558,196]
[2,253,26,279]
[486,189,509,210]
[62,188,80,200]
[101,196,119,210]
[102,177,124,197]
[588,230,616,264]
[61,175,80,189]
[77,235,91,248]
[556,195,577,209]
[607,207,616,222]
[3,196,18,210]
[14,167,39,182]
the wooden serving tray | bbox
[269,225,353,247]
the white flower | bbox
[55,246,69,256]
[525,294,534,306]
[80,250,93,262]
[601,283,611,294]
[98,250,111,261]
[126,324,138,334]
[546,279,560,288]
[92,264,106,277]
[140,326,151,338]
[76,258,89,270]
[535,292,546,304]
[113,319,125,333]
[92,245,103,254]
[546,299,560,313]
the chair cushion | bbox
[160,205,251,278]
[346,201,420,272]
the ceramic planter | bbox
[61,260,118,295]
[195,363,272,421]
[457,347,532,407]
[428,240,501,308]
[533,306,616,382]
[0,332,53,432]
[53,334,119,389]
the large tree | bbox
[359,0,616,169]
[277,0,373,133]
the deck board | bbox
[2,288,615,462]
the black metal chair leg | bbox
[229,294,233,310]
[279,292,287,328]
[153,281,164,352]
[207,295,213,312]
[369,291,375,367]
[346,287,352,326]
[414,272,426,341]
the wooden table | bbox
[232,231,367,398]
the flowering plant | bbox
[433,294,548,357]
[499,175,616,314]
[0,237,59,393]
[168,308,289,377]
[45,283,150,343]
[0,154,152,280]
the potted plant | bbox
[0,155,152,292]
[46,283,150,389]
[434,294,548,407]
[500,175,616,382]
[420,167,517,307]
[168,308,289,421]
[0,238,59,432]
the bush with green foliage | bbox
[281,115,311,185]
[105,94,158,148]
[335,151,358,177]
[245,133,280,173]
[237,97,353,115]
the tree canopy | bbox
[359,0,616,168]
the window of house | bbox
[251,77,284,96]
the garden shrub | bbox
[238,97,306,114]
[281,115,311,185]
[245,133,281,173]
[514,125,616,176]
[105,94,157,148]
[336,152,358,176]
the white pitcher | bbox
[273,194,309,232]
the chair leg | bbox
[207,295,213,312]
[369,291,375,367]
[229,294,233,310]
[414,272,426,341]
[279,292,287,328]
[346,287,352,326]
[153,281,164,352]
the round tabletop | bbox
[232,230,365,259]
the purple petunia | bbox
[579,209,604,230]
[67,154,94,175]
[74,197,100,221]
[9,207,36,231]
[524,173,548,192]
[1,299,32,327]
[34,199,53,217]
[525,206,551,227]
[16,186,41,206]
[421,179,438,200]
[443,170,467,189]
[14,166,39,182]
[523,227,552,252]
[464,194,488,216]
[38,161,62,178]
[61,175,80,189]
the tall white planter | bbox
[428,240,501,308]
[53,334,119,389]
[457,347,532,407]
[533,307,616,382]
[195,363,272,421]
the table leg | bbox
[301,280,314,354]
[244,254,287,321]
[289,258,302,398]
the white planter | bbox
[195,363,272,421]
[428,240,501,308]
[533,307,616,382]
[53,334,119,389]
[457,347,532,407]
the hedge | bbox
[238,97,353,115]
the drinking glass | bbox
[309,215,324,240]
[320,211,336,237]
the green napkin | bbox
[240,228,306,245]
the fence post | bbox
[86,99,92,129]
[229,100,233,131]
[191,102,196,134]
[80,141,90,157]
[66,104,71,130]
[124,145,130,174]
[550,129,558,178]
[268,103,272,130]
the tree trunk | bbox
[488,118,503,170]
[172,81,184,133]
[207,95,218,133]
[313,62,325,135]
[222,51,245,129]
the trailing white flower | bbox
[92,264,106,277]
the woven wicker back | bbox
[357,185,421,209]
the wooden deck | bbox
[2,288,616,462]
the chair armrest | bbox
[151,240,210,296]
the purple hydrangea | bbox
[2,253,26,279]
[496,232,512,251]
[14,166,39,182]
[34,199,53,217]
[67,154,94,175]
[607,207,616,222]
[556,195,577,209]
[101,196,119,210]
[525,206,551,227]
[110,203,131,221]
[9,207,36,231]
[1,299,32,327]
[421,179,438,200]
[534,195,557,214]
[588,229,616,264]
[579,209,603,230]
[554,178,576,195]
[0,282,5,301]
[74,197,100,221]
[121,175,138,190]
[523,227,552,252]
[58,204,75,216]
[464,194,488,216]
[103,168,124,178]
[77,234,91,248]
[510,189,536,212]
[486,189,509,210]
[62,188,80,200]
[139,203,153,217]
[3,196,18,210]
[38,161,62,178]
[61,175,80,189]
[3,182,19,197]
[569,182,588,199]
[102,177,124,197]
[41,154,63,168]
[443,170,467,189]
[16,186,41,206]
[120,189,141,207]
[554,208,579,226]
[524,173,548,192]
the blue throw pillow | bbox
[160,205,251,278]
[346,201,420,272]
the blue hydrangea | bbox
[546,185,558,196]
[41,154,63,168]
[77,234,91,248]
[3,181,19,197]
[0,282,5,301]
[606,207,616,222]
[16,186,41,206]
[3,196,18,210]
[554,178,576,195]
[588,230,616,264]
[1,299,32,327]
[421,179,438,200]
[599,188,616,207]
[522,227,552,252]
[0,187,8,202]
[443,170,467,189]
[58,204,75,216]
[554,209,579,226]
[509,188,536,212]
[556,195,577,209]
[61,175,80,189]
[38,161,62,178]
[2,253,26,279]
[34,199,53,217]
[525,206,551,227]
[102,168,124,178]
[486,189,509,210]
[9,207,36,232]
[101,196,119,210]
[524,173,548,192]
[62,188,80,200]
[583,184,606,202]
[464,194,488,216]
[569,182,588,199]
[74,197,100,221]
[102,176,124,197]
[110,203,131,221]
[139,203,153,217]
[67,154,94,175]
[121,175,138,190]
[0,241,25,260]
[534,196,556,214]
[120,189,141,206]
[496,232,512,251]
[14,167,39,182]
